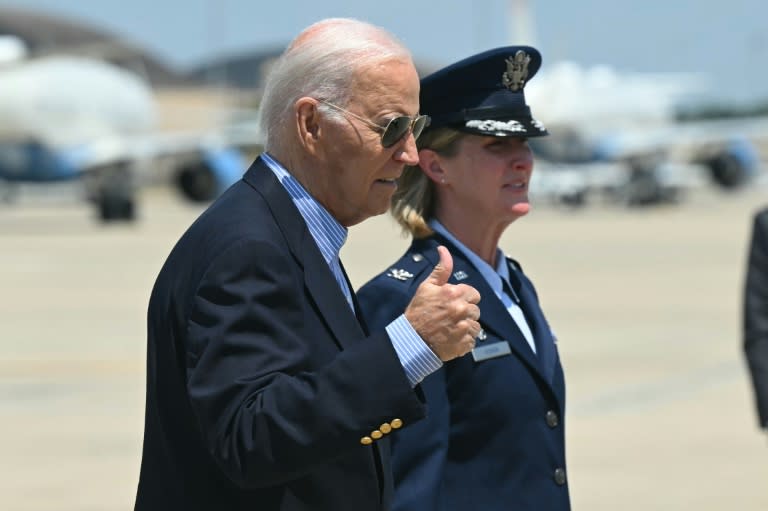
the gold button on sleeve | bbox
[360,436,373,445]
[380,423,392,434]
[390,418,403,429]
[371,430,383,440]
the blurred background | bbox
[1,1,766,509]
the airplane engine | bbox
[698,138,759,190]
[175,146,245,203]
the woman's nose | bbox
[513,145,534,171]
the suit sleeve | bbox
[185,240,426,488]
[744,210,768,429]
[358,280,452,511]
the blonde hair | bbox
[391,127,464,238]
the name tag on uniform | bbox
[471,341,511,362]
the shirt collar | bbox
[262,152,347,264]
[429,219,509,296]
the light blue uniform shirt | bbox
[262,153,441,386]
[430,220,536,354]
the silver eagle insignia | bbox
[453,270,469,281]
[502,50,530,92]
[387,268,414,281]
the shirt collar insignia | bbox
[387,268,414,281]
[453,270,469,281]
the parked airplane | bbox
[0,35,244,221]
[523,60,764,206]
[505,0,764,207]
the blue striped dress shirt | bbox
[262,153,441,386]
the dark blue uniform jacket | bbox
[357,234,571,511]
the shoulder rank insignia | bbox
[387,268,414,281]
[502,50,530,91]
[453,270,468,281]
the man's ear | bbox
[418,149,447,184]
[295,97,321,154]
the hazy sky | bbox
[2,0,767,103]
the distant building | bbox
[187,47,285,92]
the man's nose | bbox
[394,132,419,165]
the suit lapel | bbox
[302,244,367,350]
[457,255,544,378]
[243,158,365,350]
[509,262,557,383]
[340,260,371,336]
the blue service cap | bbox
[420,46,548,138]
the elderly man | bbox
[134,18,481,511]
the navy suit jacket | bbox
[135,157,426,511]
[745,207,768,429]
[357,234,570,511]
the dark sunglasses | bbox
[319,100,430,148]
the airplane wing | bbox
[0,49,248,222]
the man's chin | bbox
[343,206,389,227]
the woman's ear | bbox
[418,149,447,185]
[295,97,321,153]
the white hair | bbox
[256,18,412,152]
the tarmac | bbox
[1,181,767,510]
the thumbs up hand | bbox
[404,246,481,361]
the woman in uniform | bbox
[357,46,571,511]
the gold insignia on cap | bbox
[502,50,530,91]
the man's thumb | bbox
[426,246,453,286]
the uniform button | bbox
[554,468,566,486]
[390,418,403,429]
[360,436,373,445]
[412,254,424,262]
[380,423,392,434]
[371,430,383,440]
[546,410,559,428]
